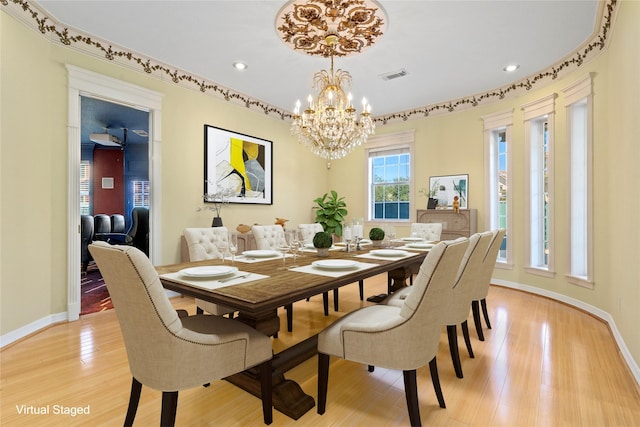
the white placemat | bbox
[289,261,378,277]
[355,251,416,261]
[234,253,292,263]
[300,246,343,253]
[160,271,269,290]
[395,245,433,252]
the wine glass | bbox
[216,238,229,264]
[297,230,306,257]
[385,225,396,247]
[277,231,290,270]
[228,232,238,264]
[342,223,353,252]
[286,230,300,266]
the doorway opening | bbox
[80,96,150,315]
[67,65,163,321]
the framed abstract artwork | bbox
[204,124,273,205]
[429,174,468,209]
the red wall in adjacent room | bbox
[93,148,124,215]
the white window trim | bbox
[363,130,415,225]
[482,110,513,269]
[522,94,556,277]
[561,73,594,288]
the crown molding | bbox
[1,0,618,125]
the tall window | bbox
[80,161,91,215]
[562,74,593,287]
[483,110,512,266]
[364,130,414,223]
[523,95,555,275]
[132,180,150,208]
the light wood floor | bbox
[2,274,639,426]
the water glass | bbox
[228,232,238,264]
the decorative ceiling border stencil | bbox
[1,0,618,125]
[376,0,618,124]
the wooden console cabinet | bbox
[416,209,477,240]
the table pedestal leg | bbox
[388,266,413,293]
[229,311,317,420]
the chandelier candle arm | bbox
[279,0,383,160]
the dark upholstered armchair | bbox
[105,207,149,256]
[80,215,94,273]
[110,214,126,233]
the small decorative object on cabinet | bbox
[416,209,477,240]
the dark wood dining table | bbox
[157,245,427,420]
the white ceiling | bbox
[34,0,600,118]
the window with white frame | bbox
[132,180,150,208]
[364,130,414,223]
[482,110,513,266]
[522,95,556,275]
[80,161,91,215]
[561,74,593,287]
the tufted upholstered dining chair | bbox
[298,223,323,245]
[251,225,294,333]
[399,222,444,288]
[183,227,236,317]
[298,223,364,315]
[411,222,443,241]
[386,233,492,378]
[470,229,505,341]
[88,241,273,426]
[317,238,469,427]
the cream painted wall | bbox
[1,2,638,371]
[329,1,640,366]
[0,10,328,334]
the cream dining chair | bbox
[317,238,469,426]
[88,241,273,426]
[470,228,506,341]
[402,222,444,287]
[183,227,236,317]
[386,233,492,378]
[298,223,365,314]
[251,224,295,333]
[411,222,443,241]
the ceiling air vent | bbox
[379,68,408,81]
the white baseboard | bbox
[492,278,640,387]
[1,290,182,349]
[0,311,68,348]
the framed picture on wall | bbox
[429,174,468,209]
[204,124,273,205]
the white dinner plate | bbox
[407,242,436,249]
[242,250,280,258]
[179,266,238,278]
[370,249,411,257]
[312,260,359,270]
[401,237,423,242]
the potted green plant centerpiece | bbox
[369,227,385,247]
[313,190,348,238]
[313,231,333,257]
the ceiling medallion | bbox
[276,0,387,57]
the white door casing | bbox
[67,65,163,320]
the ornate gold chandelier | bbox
[276,0,386,160]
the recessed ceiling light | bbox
[503,64,520,72]
[233,62,247,71]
